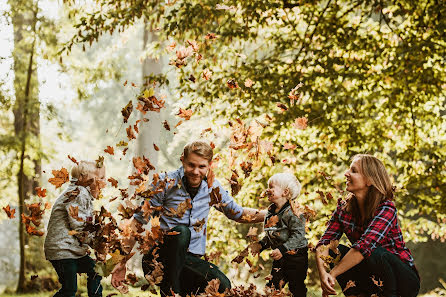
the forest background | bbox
[0,0,445,296]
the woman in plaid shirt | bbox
[315,154,420,297]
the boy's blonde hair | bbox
[268,172,302,200]
[71,161,104,180]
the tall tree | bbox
[9,0,41,291]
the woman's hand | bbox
[270,248,283,260]
[319,270,337,296]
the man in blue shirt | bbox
[111,140,266,296]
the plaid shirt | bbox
[318,198,415,266]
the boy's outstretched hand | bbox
[270,248,283,260]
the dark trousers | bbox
[142,225,231,296]
[330,244,420,297]
[266,247,308,297]
[50,255,102,297]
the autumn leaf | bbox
[193,218,206,233]
[371,275,384,287]
[246,227,258,240]
[95,156,104,168]
[265,215,279,228]
[231,247,249,264]
[283,143,296,150]
[163,120,171,131]
[104,146,114,155]
[202,69,212,80]
[177,108,193,120]
[108,177,118,188]
[343,280,356,292]
[205,33,218,40]
[288,82,303,106]
[244,78,254,88]
[166,231,180,236]
[276,103,288,113]
[68,155,78,164]
[35,187,46,197]
[204,279,224,297]
[207,168,215,188]
[116,141,128,147]
[166,198,192,218]
[186,39,199,51]
[26,225,44,236]
[126,125,136,140]
[2,205,15,219]
[48,168,69,188]
[68,206,83,222]
[286,250,298,255]
[121,100,133,123]
[227,79,239,89]
[209,187,222,207]
[64,188,80,203]
[292,117,308,130]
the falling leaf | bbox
[343,280,356,292]
[203,69,212,80]
[68,155,79,164]
[95,156,104,168]
[204,279,224,297]
[188,74,196,83]
[244,78,254,88]
[68,206,83,222]
[35,187,46,197]
[288,82,303,106]
[276,103,288,112]
[205,33,218,40]
[227,79,239,89]
[116,141,128,147]
[121,100,133,123]
[371,275,384,287]
[207,169,215,188]
[186,39,199,51]
[64,188,80,203]
[2,205,15,219]
[108,177,118,188]
[283,143,296,150]
[48,168,69,188]
[193,218,206,232]
[104,146,114,155]
[177,108,193,120]
[265,215,279,228]
[163,120,171,131]
[246,227,258,240]
[153,143,160,151]
[166,198,192,218]
[26,225,44,236]
[292,117,308,130]
[126,125,136,140]
[30,275,38,281]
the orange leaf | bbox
[177,108,193,120]
[121,100,133,123]
[108,177,118,188]
[104,146,114,155]
[2,205,15,219]
[35,187,47,198]
[68,155,78,165]
[292,117,308,130]
[48,168,69,188]
[153,143,160,151]
[264,215,279,228]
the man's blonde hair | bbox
[183,140,213,162]
[268,172,302,200]
[71,161,104,180]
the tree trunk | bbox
[136,21,162,170]
[9,0,41,292]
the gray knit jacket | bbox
[259,201,307,256]
[44,179,94,260]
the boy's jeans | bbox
[50,255,102,297]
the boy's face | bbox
[89,167,106,198]
[266,182,287,203]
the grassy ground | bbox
[0,287,445,297]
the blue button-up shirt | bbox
[134,167,243,255]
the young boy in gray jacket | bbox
[44,161,105,297]
[258,172,308,296]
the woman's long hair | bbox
[345,154,395,224]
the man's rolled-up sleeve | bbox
[213,180,243,221]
